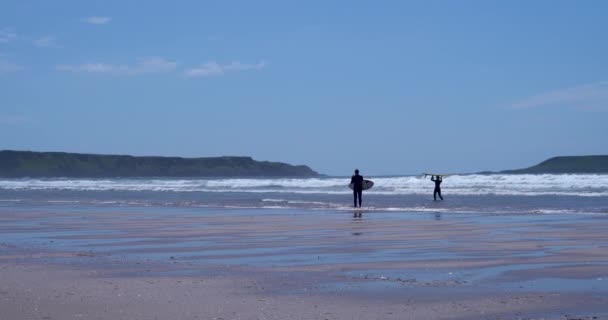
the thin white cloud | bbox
[183,62,224,77]
[56,57,178,76]
[33,36,59,48]
[0,54,21,72]
[82,16,112,25]
[511,81,608,111]
[184,61,267,77]
[0,28,17,43]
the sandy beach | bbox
[1,206,607,319]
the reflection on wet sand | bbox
[1,206,608,319]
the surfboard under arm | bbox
[348,180,374,191]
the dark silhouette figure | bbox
[351,169,364,207]
[431,175,444,201]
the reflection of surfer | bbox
[351,169,364,208]
[431,175,444,201]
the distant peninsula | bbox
[0,150,319,178]
[499,156,608,174]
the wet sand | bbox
[1,206,607,319]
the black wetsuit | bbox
[432,176,443,201]
[351,174,363,207]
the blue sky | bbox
[1,1,607,175]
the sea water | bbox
[1,174,607,214]
[2,175,608,294]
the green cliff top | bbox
[0,150,319,178]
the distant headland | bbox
[0,150,319,178]
[495,156,608,174]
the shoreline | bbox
[1,206,608,319]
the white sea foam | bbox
[532,209,578,214]
[0,174,607,197]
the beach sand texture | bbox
[1,206,607,319]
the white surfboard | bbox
[348,179,374,190]
[423,173,450,178]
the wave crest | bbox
[0,174,607,197]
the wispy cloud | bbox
[82,16,112,25]
[2,28,60,48]
[33,36,59,48]
[56,58,266,78]
[183,62,224,77]
[0,54,21,72]
[0,28,17,43]
[511,81,608,111]
[184,61,267,77]
[56,57,178,75]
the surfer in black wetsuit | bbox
[431,175,444,201]
[351,169,363,208]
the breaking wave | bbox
[0,174,607,197]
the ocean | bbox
[1,174,607,215]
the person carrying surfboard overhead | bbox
[351,169,364,208]
[431,175,444,201]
